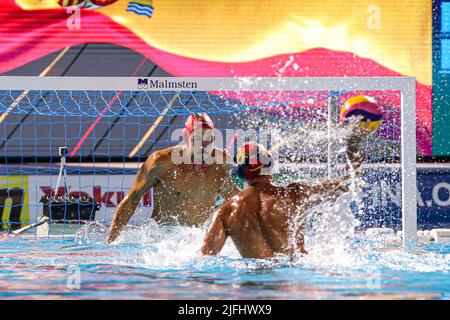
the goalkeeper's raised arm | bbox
[107,150,166,243]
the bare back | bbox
[201,177,355,259]
[203,181,312,259]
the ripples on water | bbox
[0,216,449,300]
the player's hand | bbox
[347,127,367,151]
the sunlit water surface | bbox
[0,220,449,300]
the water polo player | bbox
[200,126,371,259]
[108,113,240,243]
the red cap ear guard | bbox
[182,113,215,143]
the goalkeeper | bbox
[108,113,239,243]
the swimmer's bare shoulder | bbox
[214,188,260,230]
[142,146,175,170]
[200,188,258,255]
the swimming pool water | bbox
[0,222,449,300]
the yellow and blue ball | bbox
[339,95,382,132]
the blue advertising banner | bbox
[415,168,450,229]
[1,167,449,230]
[362,167,450,230]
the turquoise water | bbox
[0,222,449,300]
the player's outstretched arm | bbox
[107,153,165,243]
[293,180,349,210]
[294,127,372,208]
[200,203,231,255]
[344,126,371,175]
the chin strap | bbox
[191,163,207,173]
[191,153,208,173]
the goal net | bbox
[0,77,417,246]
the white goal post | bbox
[0,76,417,246]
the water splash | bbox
[74,220,241,269]
[74,221,109,245]
[70,105,449,277]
